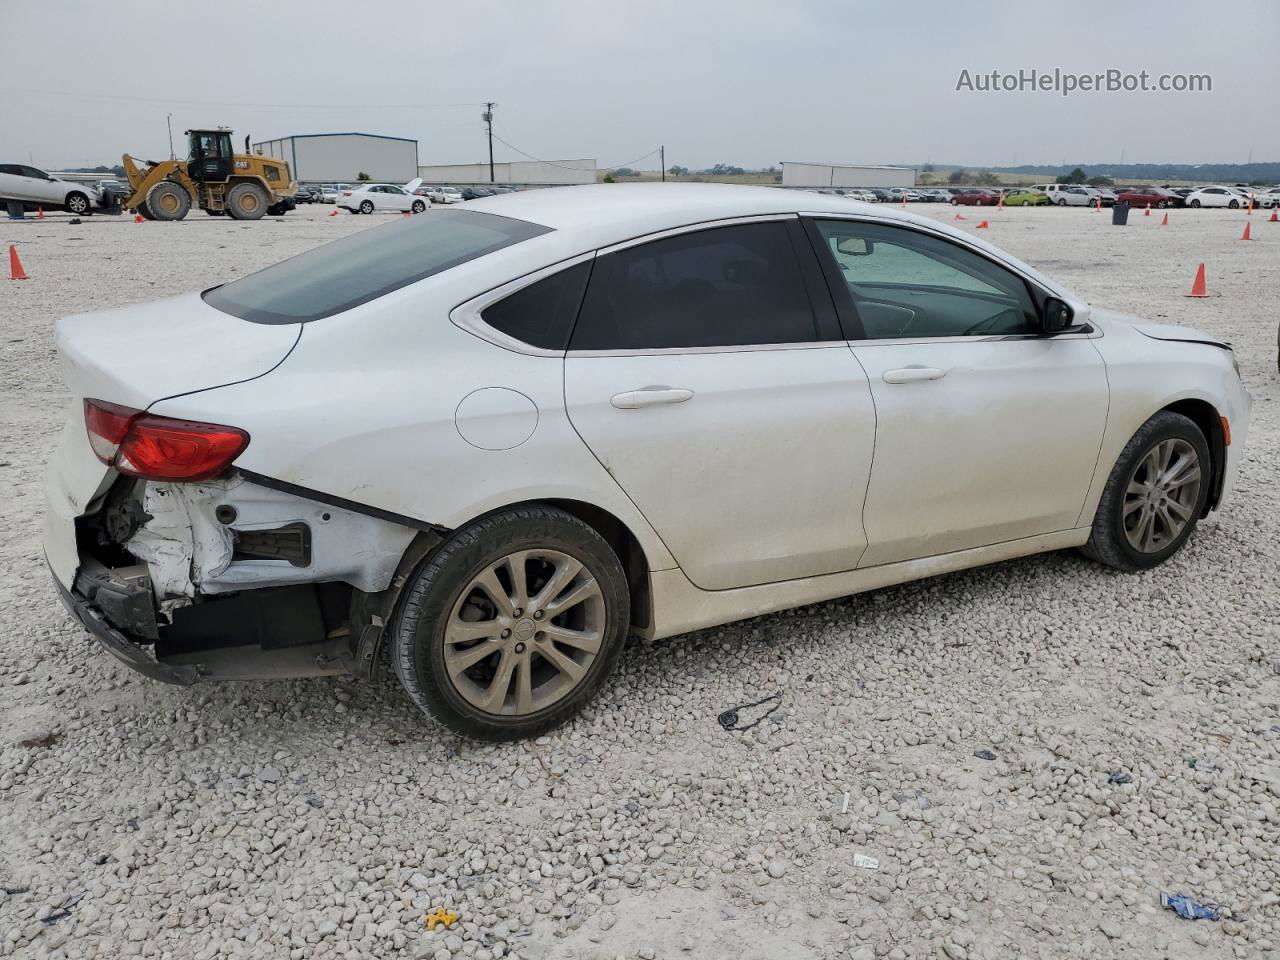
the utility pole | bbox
[483,102,495,183]
[660,145,665,182]
[167,113,175,160]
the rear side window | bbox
[570,221,817,351]
[481,260,593,351]
[204,209,551,324]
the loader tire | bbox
[146,182,191,221]
[227,182,269,220]
[136,202,155,220]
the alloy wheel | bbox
[1122,438,1201,553]
[444,549,605,716]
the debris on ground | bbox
[425,907,459,931]
[853,853,880,871]
[16,732,61,749]
[973,749,996,761]
[717,692,782,732]
[1160,892,1221,921]
[1109,769,1133,785]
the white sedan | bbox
[0,163,105,214]
[45,184,1251,740]
[1185,185,1248,208]
[337,182,427,214]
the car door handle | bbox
[882,366,947,384]
[610,387,695,410]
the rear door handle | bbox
[882,366,947,384]
[610,387,695,409]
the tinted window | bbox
[481,260,593,351]
[570,221,817,351]
[813,220,1038,339]
[204,209,551,324]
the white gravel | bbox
[1,201,1277,960]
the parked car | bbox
[868,189,894,202]
[846,189,878,203]
[1003,189,1049,206]
[337,183,427,214]
[1185,186,1247,208]
[45,184,1250,740]
[293,186,317,204]
[1115,186,1183,209]
[0,164,106,214]
[462,186,498,200]
[951,190,999,206]
[1029,184,1102,206]
[1088,188,1119,207]
[319,184,352,204]
[1257,190,1280,209]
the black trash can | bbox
[1112,201,1130,225]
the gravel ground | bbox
[1,200,1277,960]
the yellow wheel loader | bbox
[122,128,297,222]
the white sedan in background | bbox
[45,184,1250,740]
[337,182,427,214]
[0,163,106,214]
[1185,186,1248,208]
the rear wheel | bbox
[1081,411,1210,571]
[145,182,191,221]
[1056,198,1067,206]
[359,199,374,214]
[391,505,630,741]
[1190,199,1201,208]
[227,182,269,220]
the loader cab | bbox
[187,129,234,183]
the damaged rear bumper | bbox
[52,562,198,685]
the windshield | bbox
[203,209,552,324]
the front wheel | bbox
[1081,411,1210,571]
[227,182,269,220]
[411,200,425,214]
[1056,198,1067,206]
[391,506,630,741]
[64,191,90,215]
[1190,199,1201,208]
[1229,199,1240,209]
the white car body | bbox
[337,183,427,214]
[1185,185,1248,208]
[0,164,105,214]
[423,186,464,204]
[44,184,1250,732]
[1034,184,1095,206]
[319,184,352,203]
[847,189,878,203]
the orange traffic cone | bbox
[36,207,45,220]
[900,193,907,207]
[1247,199,1254,215]
[1241,221,1252,241]
[976,220,989,229]
[1161,212,1169,226]
[1270,209,1278,223]
[954,212,966,220]
[1144,205,1151,216]
[1094,198,1101,212]
[8,244,28,280]
[1185,263,1208,298]
[997,194,1005,209]
[133,213,144,223]
[329,209,338,217]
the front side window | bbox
[811,220,1038,340]
[569,221,817,351]
[204,209,551,324]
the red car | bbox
[1115,186,1184,209]
[950,190,999,206]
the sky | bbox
[3,0,1278,172]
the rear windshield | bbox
[203,209,551,324]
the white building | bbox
[782,162,915,189]
[252,133,419,183]
[417,159,596,186]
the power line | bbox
[0,86,486,110]
[490,130,661,172]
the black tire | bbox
[391,505,630,741]
[136,201,155,220]
[227,182,269,220]
[1056,198,1067,206]
[411,199,425,214]
[204,209,226,216]
[1190,199,1201,208]
[950,198,958,205]
[1228,199,1239,209]
[266,202,289,216]
[64,191,90,215]
[1080,411,1211,571]
[359,199,374,214]
[145,181,191,221]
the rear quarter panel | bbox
[149,269,679,573]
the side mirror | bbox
[836,237,874,257]
[1042,297,1075,334]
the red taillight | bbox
[342,191,352,196]
[84,399,249,481]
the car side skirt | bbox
[649,527,1091,640]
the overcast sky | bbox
[4,0,1277,172]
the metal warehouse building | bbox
[782,162,915,189]
[417,159,596,186]
[252,133,419,183]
